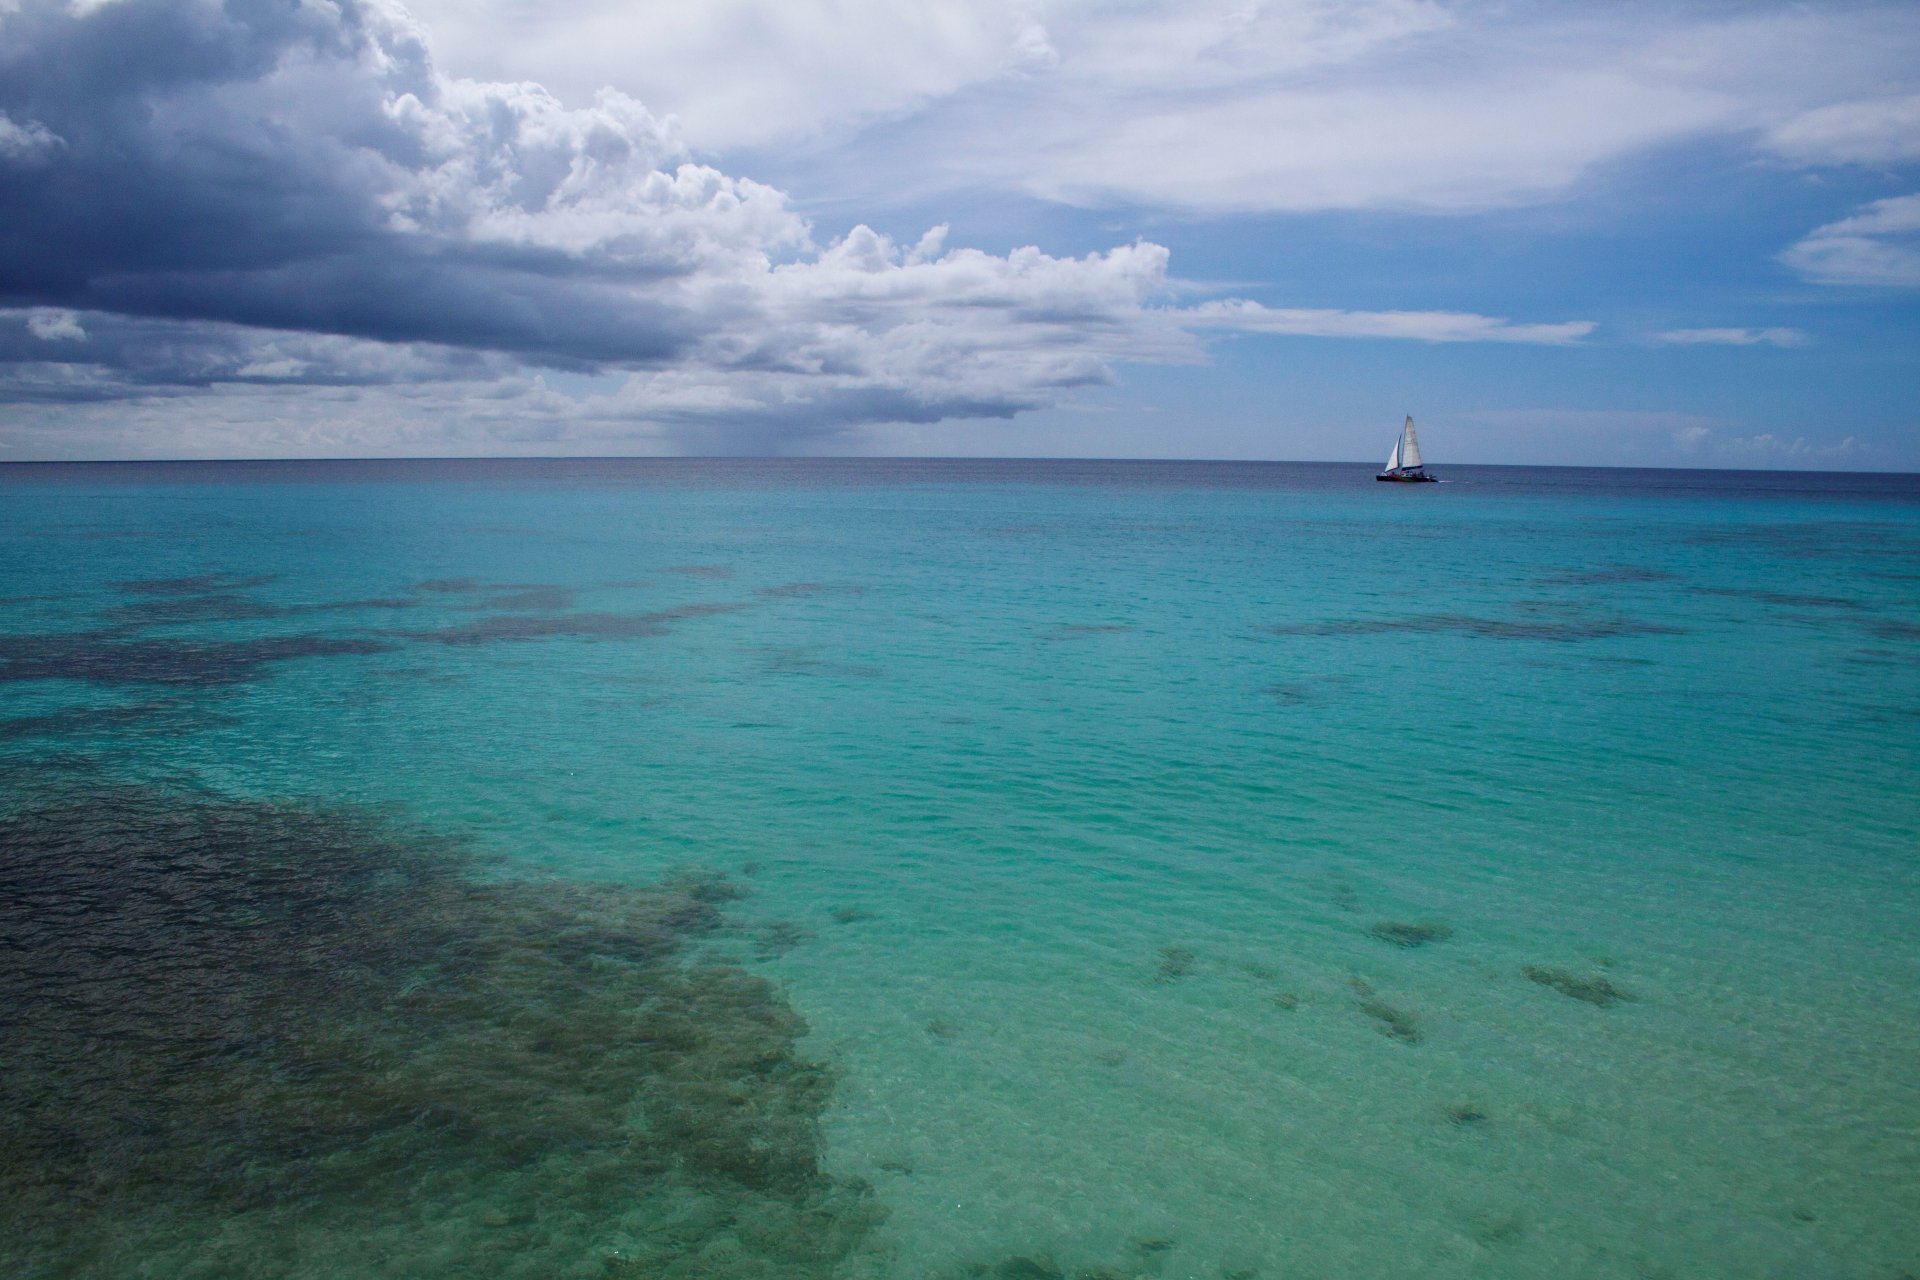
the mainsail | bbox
[1399,416,1423,471]
[1377,414,1435,481]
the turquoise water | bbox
[2,459,1917,1278]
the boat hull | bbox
[1376,470,1437,483]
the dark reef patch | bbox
[0,629,396,687]
[1696,586,1866,611]
[1540,566,1673,586]
[1044,623,1133,641]
[1155,945,1197,981]
[399,602,749,647]
[413,576,483,594]
[667,564,736,579]
[957,1238,1186,1280]
[1523,965,1633,1007]
[1357,998,1423,1044]
[1368,920,1453,949]
[101,590,426,631]
[104,592,287,626]
[460,585,579,612]
[113,572,278,596]
[757,582,858,599]
[1269,613,1682,642]
[0,784,881,1279]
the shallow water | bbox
[2,459,1917,1278]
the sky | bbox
[1,0,1917,466]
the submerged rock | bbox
[1155,946,1197,981]
[1523,964,1633,1007]
[1368,921,1454,948]
[1358,998,1423,1044]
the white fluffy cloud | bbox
[1781,195,1920,287]
[405,0,1920,213]
[1187,301,1592,345]
[1765,94,1920,166]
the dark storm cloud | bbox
[0,0,1199,442]
[0,0,734,374]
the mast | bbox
[1400,416,1423,471]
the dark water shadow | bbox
[457,585,578,612]
[1539,566,1674,586]
[398,602,750,647]
[113,573,279,596]
[0,699,236,742]
[752,645,884,679]
[1043,623,1133,641]
[755,582,862,599]
[1269,613,1683,642]
[104,594,288,626]
[1694,586,1867,611]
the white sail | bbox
[1384,435,1401,471]
[1400,416,1423,470]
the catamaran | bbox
[1376,416,1436,483]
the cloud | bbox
[1672,425,1865,464]
[414,0,1920,215]
[1651,327,1808,347]
[1765,93,1920,165]
[0,308,512,402]
[0,0,1603,454]
[1781,194,1920,287]
[1186,301,1592,345]
[0,110,61,160]
[25,309,85,341]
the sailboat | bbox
[1376,416,1436,482]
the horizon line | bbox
[0,455,1911,478]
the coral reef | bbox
[0,783,882,1279]
[1269,613,1683,642]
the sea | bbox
[1,458,1916,1280]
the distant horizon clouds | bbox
[1,0,1916,465]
